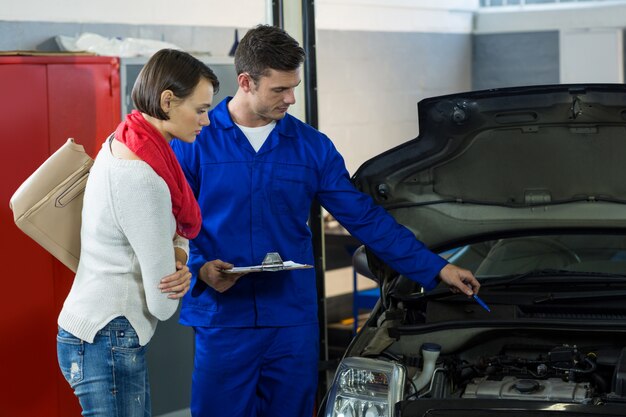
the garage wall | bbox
[473,31,559,90]
[317,30,472,174]
[316,0,477,174]
[0,0,267,27]
[316,0,477,33]
[560,28,624,83]
[473,1,626,90]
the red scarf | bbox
[115,110,202,239]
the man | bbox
[171,24,480,417]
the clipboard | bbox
[222,252,313,274]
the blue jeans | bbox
[57,317,151,417]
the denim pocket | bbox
[57,327,84,387]
[112,327,144,353]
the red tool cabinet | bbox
[0,55,121,417]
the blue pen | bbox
[473,294,491,312]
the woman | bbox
[56,49,219,417]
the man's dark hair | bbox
[235,25,306,81]
[132,48,220,120]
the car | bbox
[321,84,626,417]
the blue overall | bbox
[171,98,447,417]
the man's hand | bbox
[199,259,246,293]
[438,264,480,296]
[159,261,192,299]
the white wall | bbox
[316,30,472,175]
[315,1,478,175]
[475,1,626,33]
[560,28,624,83]
[317,0,478,33]
[474,2,626,85]
[0,0,268,27]
[0,0,480,32]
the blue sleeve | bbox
[316,141,447,291]
[186,247,207,280]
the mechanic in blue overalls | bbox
[171,24,481,417]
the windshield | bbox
[445,234,626,278]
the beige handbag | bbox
[9,138,94,273]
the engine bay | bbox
[447,343,621,403]
[361,327,626,406]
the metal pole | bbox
[302,0,318,130]
[272,0,284,28]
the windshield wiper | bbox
[480,269,626,287]
[389,269,626,302]
[534,289,626,304]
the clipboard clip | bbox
[262,252,284,271]
[222,253,312,274]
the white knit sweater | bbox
[58,140,188,346]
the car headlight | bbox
[325,357,405,417]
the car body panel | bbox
[352,84,626,249]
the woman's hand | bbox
[159,261,192,299]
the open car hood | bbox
[352,84,626,249]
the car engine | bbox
[460,345,597,402]
[400,341,625,404]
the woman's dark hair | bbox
[235,25,305,81]
[132,49,220,120]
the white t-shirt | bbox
[236,121,276,152]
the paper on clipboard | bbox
[223,260,313,274]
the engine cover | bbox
[462,376,590,403]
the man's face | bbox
[248,68,301,123]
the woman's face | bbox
[163,78,214,143]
